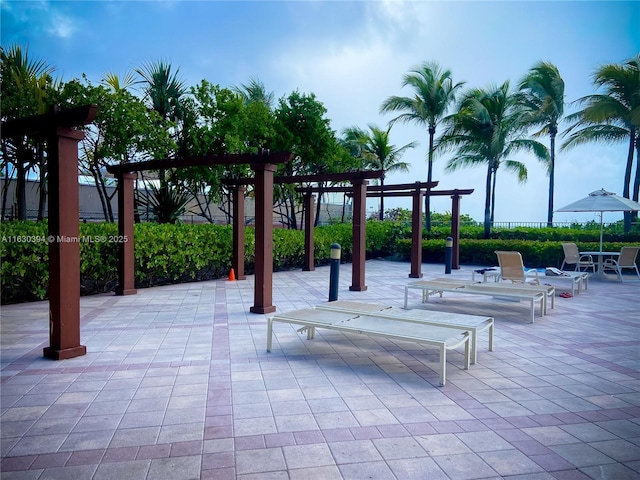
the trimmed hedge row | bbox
[2,220,638,304]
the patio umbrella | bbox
[556,188,640,251]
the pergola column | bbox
[303,190,315,271]
[116,173,137,295]
[250,162,277,314]
[44,126,87,360]
[232,185,247,280]
[451,191,462,269]
[410,182,424,278]
[350,179,368,291]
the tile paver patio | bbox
[1,259,639,479]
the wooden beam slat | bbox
[1,104,98,138]
[106,151,294,174]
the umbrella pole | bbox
[599,212,604,252]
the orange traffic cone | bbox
[228,268,236,281]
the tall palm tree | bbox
[562,55,640,232]
[518,62,565,227]
[439,81,549,238]
[343,125,416,220]
[380,61,464,231]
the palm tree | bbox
[562,55,640,232]
[0,44,57,220]
[380,61,464,231]
[135,60,186,124]
[233,77,275,109]
[343,125,416,219]
[101,71,136,93]
[439,81,549,238]
[518,62,565,227]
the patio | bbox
[1,259,639,480]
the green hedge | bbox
[395,238,639,269]
[2,220,639,304]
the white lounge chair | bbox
[314,300,494,365]
[495,250,540,284]
[602,246,640,282]
[267,308,470,386]
[404,279,546,323]
[561,243,596,273]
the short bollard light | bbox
[329,243,341,301]
[445,236,453,274]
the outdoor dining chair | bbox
[560,243,596,273]
[602,246,640,282]
[494,251,540,285]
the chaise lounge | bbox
[267,308,470,386]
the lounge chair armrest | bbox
[579,254,594,262]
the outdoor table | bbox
[580,251,620,278]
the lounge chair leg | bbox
[267,318,273,352]
[440,345,446,386]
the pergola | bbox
[1,104,98,360]
[361,184,474,274]
[223,170,385,292]
[1,103,475,363]
[106,150,293,314]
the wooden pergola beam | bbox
[106,150,293,175]
[222,169,385,186]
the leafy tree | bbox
[342,124,416,220]
[272,91,341,229]
[562,54,640,231]
[175,80,277,223]
[380,61,464,231]
[0,44,59,220]
[517,62,565,227]
[59,76,175,221]
[439,81,549,238]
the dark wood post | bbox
[44,126,86,360]
[232,185,247,280]
[303,190,315,271]
[350,179,368,291]
[116,173,137,295]
[410,182,424,278]
[250,163,277,314]
[451,191,461,269]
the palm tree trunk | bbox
[632,133,639,226]
[425,127,435,232]
[490,168,497,224]
[623,130,635,232]
[379,178,385,221]
[483,164,492,239]
[547,131,556,227]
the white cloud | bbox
[47,13,77,39]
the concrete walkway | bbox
[1,260,639,479]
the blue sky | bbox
[2,1,639,224]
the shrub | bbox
[2,219,638,304]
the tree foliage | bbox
[440,81,549,238]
